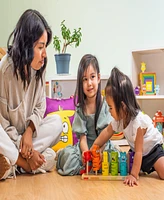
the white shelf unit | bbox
[46,75,109,99]
[132,48,164,118]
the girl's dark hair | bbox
[105,67,140,124]
[74,54,102,135]
[7,9,52,88]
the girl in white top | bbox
[91,67,164,187]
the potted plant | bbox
[53,20,82,74]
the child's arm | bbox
[80,134,89,165]
[91,123,114,149]
[131,127,145,178]
[80,134,89,152]
[124,127,145,187]
[100,144,106,153]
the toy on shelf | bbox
[101,89,105,97]
[139,62,156,95]
[141,62,146,73]
[153,110,164,135]
[141,84,146,95]
[154,85,160,95]
[53,81,62,98]
[134,86,140,96]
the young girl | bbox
[91,67,164,186]
[56,54,118,175]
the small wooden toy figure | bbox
[141,84,146,95]
[101,89,105,97]
[152,110,164,135]
[154,85,160,95]
[53,81,62,98]
[134,86,140,95]
[141,62,146,72]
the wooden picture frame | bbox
[139,72,156,95]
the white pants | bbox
[0,115,62,165]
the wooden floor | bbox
[1,146,164,200]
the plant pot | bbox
[55,53,71,74]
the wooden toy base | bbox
[82,173,126,181]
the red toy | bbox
[153,110,164,135]
[84,151,92,174]
[80,151,92,175]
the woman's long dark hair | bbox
[74,54,102,135]
[105,67,141,125]
[7,9,52,88]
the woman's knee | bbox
[45,114,62,131]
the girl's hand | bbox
[27,150,45,171]
[123,174,138,187]
[99,151,103,163]
[82,151,86,166]
[19,130,33,159]
[82,151,91,166]
[90,144,102,171]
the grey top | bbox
[0,54,46,142]
[72,99,112,148]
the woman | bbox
[0,9,62,180]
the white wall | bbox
[1,0,164,79]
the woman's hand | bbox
[27,150,45,171]
[19,130,33,159]
[123,174,138,187]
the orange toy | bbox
[91,144,101,174]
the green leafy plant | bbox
[53,20,82,54]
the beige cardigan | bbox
[0,54,46,142]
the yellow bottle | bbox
[102,151,109,176]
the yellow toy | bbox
[48,106,75,151]
[141,62,146,72]
[101,89,105,97]
[102,151,109,176]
